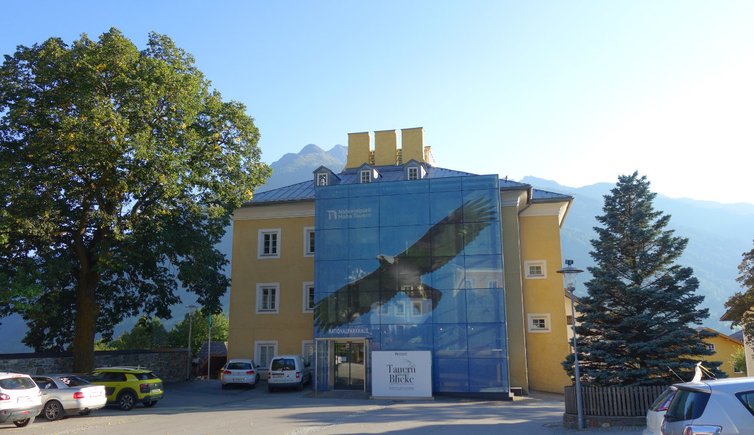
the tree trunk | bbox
[72,275,98,373]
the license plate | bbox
[272,373,283,377]
[17,396,32,403]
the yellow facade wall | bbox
[500,191,529,393]
[519,206,572,393]
[701,331,745,378]
[228,202,314,361]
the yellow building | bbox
[699,328,746,378]
[228,128,574,395]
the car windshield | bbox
[58,375,90,387]
[0,377,36,389]
[664,388,710,421]
[271,359,296,371]
[227,362,252,370]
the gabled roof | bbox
[245,164,572,206]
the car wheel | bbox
[13,418,31,427]
[143,400,157,408]
[43,400,64,421]
[117,391,137,411]
[298,380,304,391]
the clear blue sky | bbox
[3,1,753,204]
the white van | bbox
[267,355,311,392]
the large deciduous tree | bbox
[723,241,754,341]
[565,172,717,386]
[0,29,270,371]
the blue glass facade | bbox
[313,175,508,394]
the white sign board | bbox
[372,351,432,398]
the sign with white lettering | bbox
[372,351,432,398]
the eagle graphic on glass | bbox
[315,197,495,331]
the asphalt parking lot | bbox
[4,380,645,434]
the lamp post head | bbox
[556,259,584,290]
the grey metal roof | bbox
[247,164,571,205]
[251,181,314,204]
[532,188,573,202]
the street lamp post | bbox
[207,313,212,381]
[186,304,197,380]
[557,259,585,430]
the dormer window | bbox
[404,161,426,180]
[407,166,419,180]
[316,173,328,186]
[360,170,371,184]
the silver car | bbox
[32,374,107,421]
[220,359,261,389]
[661,377,754,435]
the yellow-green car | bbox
[88,367,163,411]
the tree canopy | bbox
[723,241,754,341]
[565,172,718,386]
[0,28,269,371]
[96,312,228,354]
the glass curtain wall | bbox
[314,174,508,393]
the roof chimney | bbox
[373,129,397,166]
[346,132,371,169]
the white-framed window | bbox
[395,301,406,317]
[258,229,281,259]
[705,343,715,352]
[527,313,551,333]
[407,166,419,180]
[256,283,279,314]
[524,260,547,279]
[303,227,315,256]
[316,173,328,186]
[360,170,371,183]
[302,340,313,366]
[255,341,278,369]
[303,282,315,313]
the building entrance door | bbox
[333,341,365,390]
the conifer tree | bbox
[565,172,719,386]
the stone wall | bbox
[0,349,189,382]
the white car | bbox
[32,374,107,420]
[220,359,261,389]
[268,355,311,392]
[643,387,676,435]
[0,372,42,427]
[661,377,754,435]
